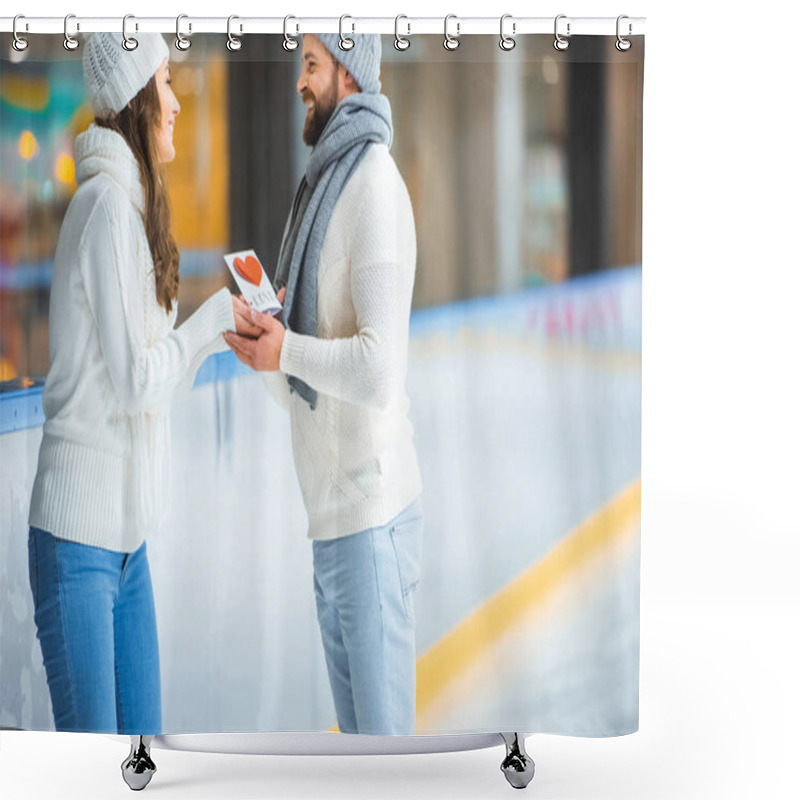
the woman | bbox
[27,32,254,734]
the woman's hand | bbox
[231,294,262,338]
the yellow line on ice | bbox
[415,479,641,718]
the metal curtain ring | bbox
[63,13,79,51]
[499,14,516,51]
[227,15,242,51]
[13,14,29,51]
[176,14,191,51]
[553,14,570,51]
[394,15,410,51]
[339,15,355,50]
[443,14,460,51]
[122,14,138,51]
[283,15,298,51]
[616,14,632,51]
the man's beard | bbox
[302,77,339,146]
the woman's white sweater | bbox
[28,124,235,553]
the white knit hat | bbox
[82,32,169,117]
[315,34,382,95]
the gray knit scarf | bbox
[275,92,393,410]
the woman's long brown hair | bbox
[96,76,179,313]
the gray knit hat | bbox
[315,34,382,95]
[83,32,169,117]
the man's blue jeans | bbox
[312,498,423,735]
[28,527,161,734]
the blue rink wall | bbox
[0,266,642,736]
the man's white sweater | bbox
[266,143,422,541]
[28,124,235,553]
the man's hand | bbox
[224,308,285,372]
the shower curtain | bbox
[0,27,643,739]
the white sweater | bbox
[28,124,235,553]
[265,143,422,540]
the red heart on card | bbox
[233,255,263,287]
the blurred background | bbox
[0,33,641,382]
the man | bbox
[224,34,423,736]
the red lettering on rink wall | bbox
[527,286,631,349]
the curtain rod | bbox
[1,16,646,37]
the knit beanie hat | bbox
[315,34,382,95]
[83,32,169,117]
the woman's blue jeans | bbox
[28,527,161,734]
[312,498,423,736]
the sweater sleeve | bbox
[173,331,231,399]
[79,195,235,416]
[278,183,414,410]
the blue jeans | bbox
[27,527,161,734]
[312,498,423,735]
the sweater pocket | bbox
[333,459,381,505]
[297,408,375,507]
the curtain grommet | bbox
[394,14,410,51]
[13,14,29,52]
[63,13,79,51]
[283,15,298,51]
[499,14,516,51]
[616,15,632,51]
[553,14,570,51]
[121,14,138,51]
[227,15,242,52]
[175,14,191,51]
[443,14,460,51]
[339,14,355,51]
